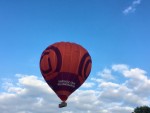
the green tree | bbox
[132,106,150,113]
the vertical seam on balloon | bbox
[67,43,74,94]
[66,43,69,85]
[60,43,65,100]
[71,44,81,88]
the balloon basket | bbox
[59,101,67,108]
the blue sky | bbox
[0,0,150,113]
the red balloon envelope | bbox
[40,42,92,106]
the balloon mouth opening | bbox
[58,95,68,101]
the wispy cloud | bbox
[97,68,115,80]
[123,0,142,15]
[1,64,150,113]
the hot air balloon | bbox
[39,42,92,108]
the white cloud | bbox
[123,6,136,14]
[97,68,115,80]
[133,0,141,5]
[123,0,142,15]
[82,82,95,88]
[112,64,128,72]
[1,64,150,113]
[109,106,133,113]
[123,68,147,80]
[62,111,73,113]
[99,82,119,88]
[91,77,104,83]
